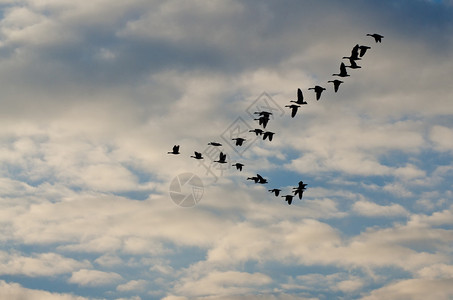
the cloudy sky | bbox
[0,0,453,299]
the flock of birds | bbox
[168,33,384,205]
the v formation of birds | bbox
[168,33,383,205]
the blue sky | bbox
[0,0,453,299]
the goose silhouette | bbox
[345,58,361,69]
[285,104,300,118]
[232,163,244,171]
[249,129,264,136]
[214,152,227,163]
[308,85,326,101]
[281,194,294,205]
[254,111,273,118]
[263,131,275,141]
[293,188,305,200]
[359,45,371,57]
[232,137,246,146]
[343,44,361,61]
[190,151,203,159]
[327,79,343,93]
[208,142,222,146]
[367,33,383,43]
[332,62,350,78]
[269,189,281,196]
[254,115,270,128]
[290,88,307,105]
[168,145,180,155]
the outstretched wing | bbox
[297,88,303,102]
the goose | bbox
[190,151,203,159]
[327,79,343,93]
[263,131,275,141]
[345,58,361,69]
[293,188,305,200]
[367,33,383,43]
[247,176,259,183]
[343,44,361,61]
[232,163,244,171]
[232,137,246,146]
[256,174,268,184]
[208,142,222,146]
[290,88,307,105]
[168,145,180,155]
[308,85,326,101]
[249,129,264,136]
[254,111,273,118]
[281,194,294,205]
[254,115,270,128]
[285,104,300,118]
[359,45,371,57]
[214,152,227,163]
[269,189,281,196]
[332,62,350,78]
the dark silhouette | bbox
[308,85,326,101]
[232,138,246,146]
[247,175,259,183]
[359,45,371,57]
[327,79,343,93]
[269,189,281,196]
[285,104,300,118]
[208,142,222,146]
[263,131,275,141]
[168,145,180,155]
[254,111,273,118]
[292,181,307,200]
[290,88,307,105]
[293,188,305,200]
[332,62,350,78]
[249,129,264,136]
[281,194,294,205]
[232,163,244,171]
[190,151,203,159]
[214,152,227,163]
[343,44,361,61]
[247,174,267,184]
[367,33,383,43]
[345,58,361,69]
[254,115,270,128]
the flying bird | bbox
[367,33,383,43]
[208,142,222,146]
[256,174,268,184]
[308,85,326,101]
[168,145,180,155]
[269,189,281,196]
[249,129,264,136]
[345,58,361,69]
[285,104,300,118]
[293,188,305,200]
[343,44,361,61]
[232,163,244,171]
[263,131,275,141]
[254,111,273,118]
[232,137,246,146]
[292,180,308,200]
[332,62,350,78]
[214,152,227,163]
[290,88,307,105]
[254,115,270,128]
[358,45,371,57]
[190,151,203,159]
[327,79,343,93]
[281,194,295,205]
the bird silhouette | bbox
[292,181,307,199]
[359,45,371,57]
[232,163,244,171]
[345,58,361,69]
[290,88,307,105]
[285,104,300,118]
[293,188,305,200]
[190,151,203,159]
[269,189,281,196]
[208,142,222,146]
[263,131,275,141]
[249,129,264,136]
[367,33,383,43]
[247,175,259,183]
[168,145,180,155]
[232,137,246,146]
[327,79,343,93]
[281,194,294,205]
[254,111,273,118]
[256,174,268,184]
[308,85,326,101]
[332,62,350,78]
[214,152,227,163]
[254,115,270,128]
[343,44,361,61]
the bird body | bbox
[249,129,264,136]
[290,88,307,105]
[208,142,222,146]
[168,145,180,155]
[327,79,343,93]
[308,85,326,101]
[254,115,270,128]
[281,195,294,205]
[232,163,244,171]
[367,33,383,43]
[232,138,246,146]
[190,151,203,159]
[269,189,281,196]
[359,45,371,57]
[345,58,361,69]
[285,104,300,118]
[214,152,227,163]
[263,131,275,141]
[332,62,350,78]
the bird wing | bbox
[298,88,303,102]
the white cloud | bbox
[0,280,88,300]
[116,280,147,292]
[352,200,408,217]
[68,269,122,287]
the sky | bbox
[0,0,453,299]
